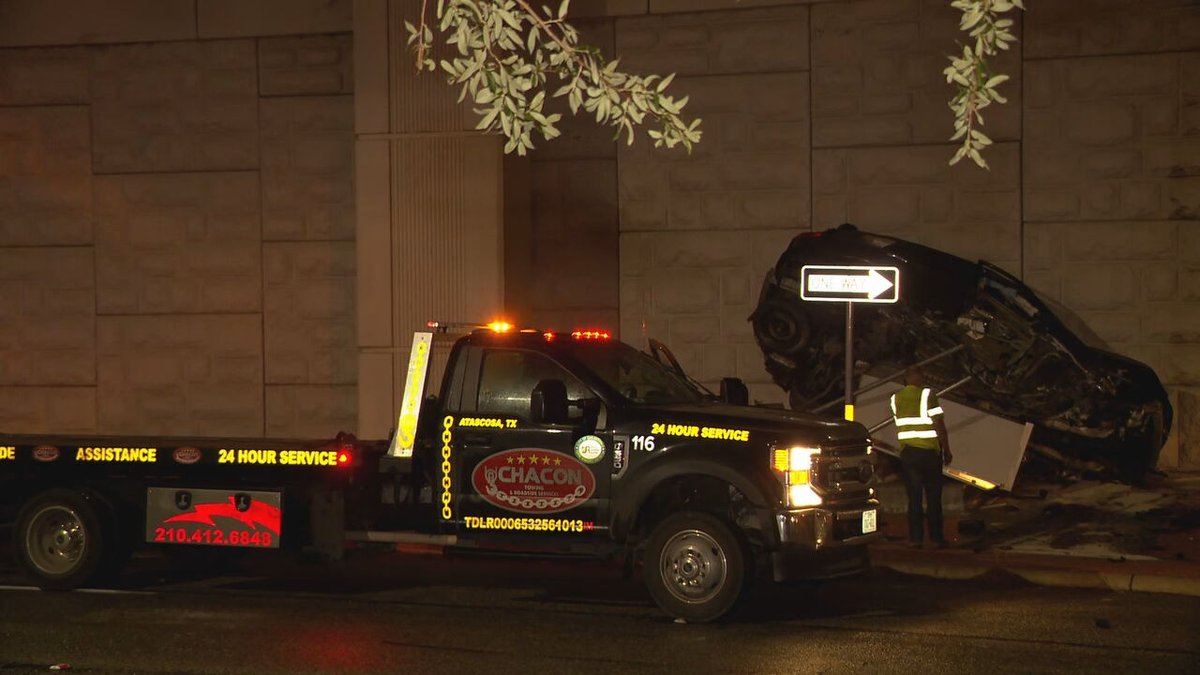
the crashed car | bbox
[751,224,1172,482]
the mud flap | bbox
[308,489,345,560]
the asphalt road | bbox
[1,548,1198,675]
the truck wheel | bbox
[15,489,109,590]
[644,512,746,623]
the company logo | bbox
[574,435,605,464]
[472,449,595,514]
[33,445,60,462]
[173,447,201,465]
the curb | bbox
[870,546,1200,598]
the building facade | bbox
[0,0,1197,467]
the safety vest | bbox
[890,385,943,450]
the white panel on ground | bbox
[856,375,1030,491]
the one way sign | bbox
[800,265,900,303]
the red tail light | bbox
[336,443,353,467]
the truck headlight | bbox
[772,446,822,508]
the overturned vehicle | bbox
[751,224,1172,482]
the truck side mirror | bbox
[531,379,569,424]
[720,377,749,406]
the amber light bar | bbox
[571,329,611,341]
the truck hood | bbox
[636,401,868,446]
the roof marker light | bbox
[487,321,513,333]
[571,329,611,341]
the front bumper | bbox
[770,501,881,582]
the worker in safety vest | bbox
[889,366,953,548]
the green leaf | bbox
[969,128,993,145]
[949,143,969,165]
[477,105,500,130]
[967,146,988,169]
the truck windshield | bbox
[569,341,705,405]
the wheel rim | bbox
[659,528,727,605]
[25,505,87,576]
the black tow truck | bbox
[1,322,879,622]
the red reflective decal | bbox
[472,449,595,514]
[33,445,60,462]
[164,497,281,535]
[173,447,201,464]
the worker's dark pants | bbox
[900,445,945,544]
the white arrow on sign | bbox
[806,268,894,300]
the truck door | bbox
[445,346,611,540]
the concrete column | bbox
[354,0,505,440]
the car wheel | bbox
[752,295,811,356]
[643,511,747,623]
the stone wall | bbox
[524,20,621,334]
[0,0,356,437]
[2,0,1197,468]
[613,5,814,404]
[1020,0,1200,467]
[528,0,1200,468]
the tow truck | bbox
[1,321,880,622]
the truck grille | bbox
[812,441,874,503]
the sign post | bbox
[799,265,900,421]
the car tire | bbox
[15,489,112,590]
[643,511,747,623]
[752,295,811,356]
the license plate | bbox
[861,509,877,534]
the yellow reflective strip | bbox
[920,388,930,417]
[898,429,939,439]
[895,416,933,426]
[927,406,944,416]
[889,394,897,415]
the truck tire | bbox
[15,489,110,590]
[644,511,746,623]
